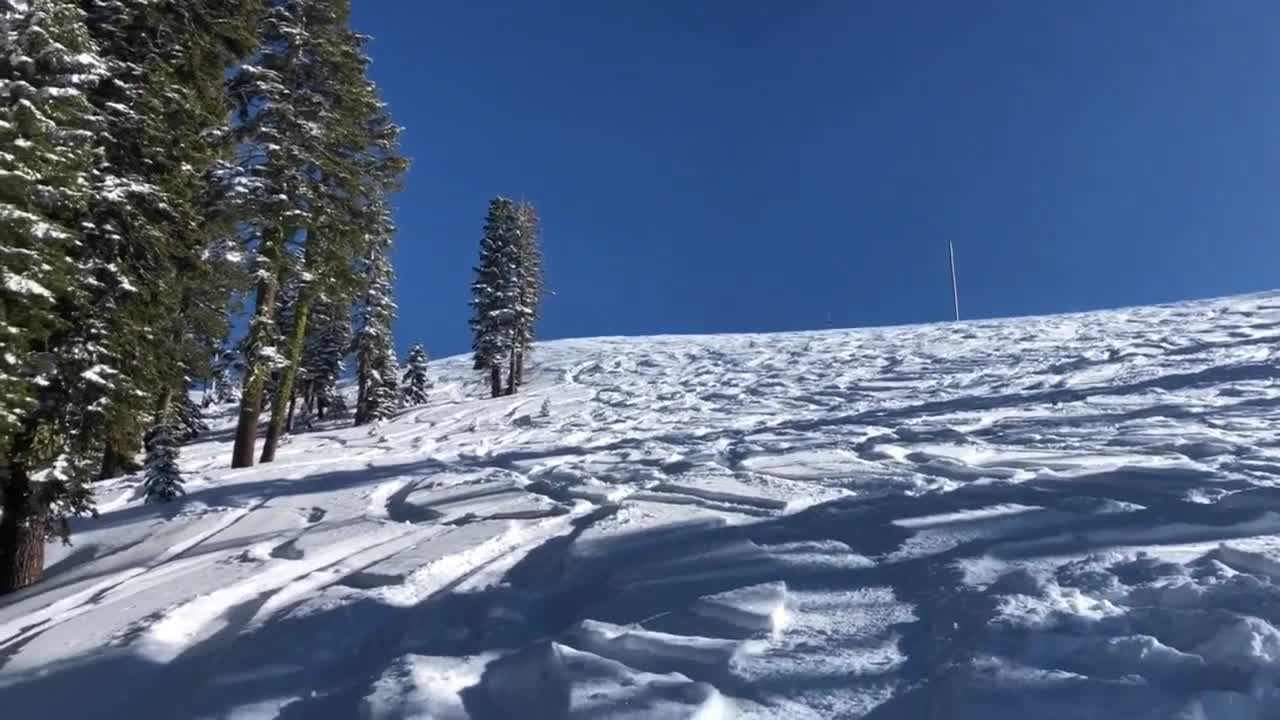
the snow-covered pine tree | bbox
[300,297,351,423]
[78,0,181,480]
[510,201,544,392]
[470,197,524,398]
[0,0,110,593]
[211,346,242,404]
[402,342,431,405]
[142,414,184,503]
[173,391,208,442]
[366,346,400,425]
[354,206,399,425]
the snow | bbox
[5,290,1280,718]
[3,272,54,299]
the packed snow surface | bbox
[5,292,1280,718]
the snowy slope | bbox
[5,292,1280,719]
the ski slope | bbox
[5,292,1280,719]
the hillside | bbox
[4,292,1280,719]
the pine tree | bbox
[402,342,431,405]
[354,209,399,425]
[211,346,242,404]
[300,297,351,423]
[142,414,184,503]
[173,391,208,443]
[78,0,181,480]
[470,197,524,398]
[366,346,400,425]
[0,0,111,593]
[510,201,544,392]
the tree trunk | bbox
[231,253,283,468]
[515,350,525,387]
[490,364,502,399]
[259,408,282,463]
[286,389,299,433]
[98,443,124,481]
[507,350,520,396]
[231,378,265,468]
[98,425,143,480]
[0,457,45,594]
[261,294,311,463]
[355,361,369,426]
[155,386,174,419]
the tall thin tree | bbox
[509,201,544,393]
[470,197,523,398]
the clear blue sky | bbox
[351,1,1280,358]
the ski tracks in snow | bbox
[0,498,265,653]
[7,292,1280,718]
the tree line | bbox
[0,0,547,596]
[0,0,415,594]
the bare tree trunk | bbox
[490,364,502,399]
[0,452,45,594]
[261,294,311,463]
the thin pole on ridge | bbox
[949,241,960,322]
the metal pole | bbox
[949,241,960,322]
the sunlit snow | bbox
[4,291,1280,718]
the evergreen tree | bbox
[402,342,431,405]
[510,201,544,392]
[0,0,111,593]
[173,392,208,442]
[327,390,350,420]
[142,414,184,503]
[300,297,351,423]
[211,346,242,404]
[366,346,400,424]
[470,197,523,398]
[354,210,398,425]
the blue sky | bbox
[351,1,1280,358]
